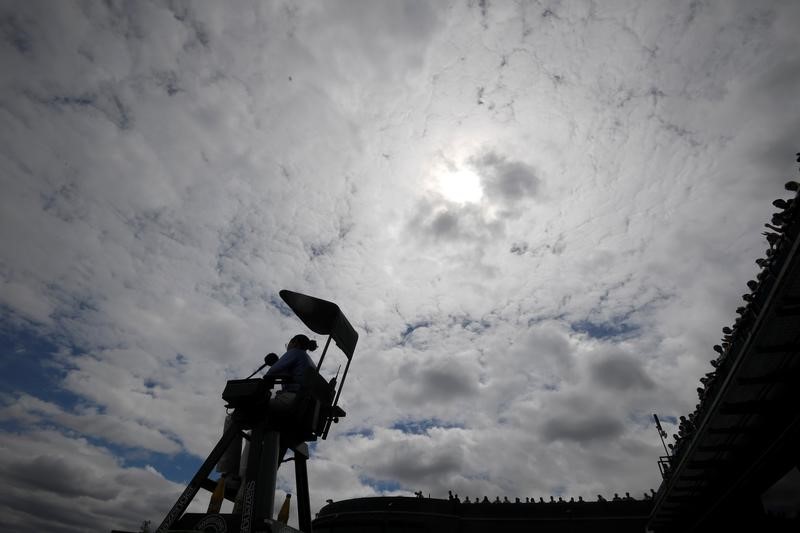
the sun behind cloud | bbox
[436,166,484,204]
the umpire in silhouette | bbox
[265,334,318,418]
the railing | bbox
[657,456,672,479]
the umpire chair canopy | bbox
[279,290,358,360]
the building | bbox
[314,496,652,533]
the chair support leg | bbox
[295,452,312,532]
[155,420,242,533]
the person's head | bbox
[287,334,318,352]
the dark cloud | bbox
[393,356,480,405]
[590,354,655,391]
[371,444,463,485]
[0,488,106,533]
[3,455,121,501]
[541,414,625,444]
[472,152,542,205]
[355,429,468,490]
[431,210,460,238]
[0,430,185,533]
[419,367,479,400]
[407,198,504,243]
[516,321,576,379]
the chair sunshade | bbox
[279,290,358,359]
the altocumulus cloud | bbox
[1,1,799,531]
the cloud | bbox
[0,429,196,533]
[472,151,543,205]
[406,150,544,246]
[590,354,655,391]
[407,196,505,244]
[4,454,121,501]
[541,414,626,444]
[0,393,183,454]
[0,0,798,530]
[369,436,464,485]
[333,428,470,493]
[392,352,481,405]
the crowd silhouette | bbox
[445,489,657,504]
[662,166,799,471]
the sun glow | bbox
[437,167,484,204]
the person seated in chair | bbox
[264,334,318,422]
[222,334,322,510]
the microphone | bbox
[245,353,278,379]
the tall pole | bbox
[653,414,671,457]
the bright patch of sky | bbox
[436,167,484,204]
[1,1,799,531]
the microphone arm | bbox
[245,353,278,379]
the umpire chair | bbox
[154,290,359,533]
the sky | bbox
[1,1,799,531]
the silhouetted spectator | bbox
[494,496,501,504]
[624,492,633,500]
[448,490,453,501]
[613,493,621,501]
[503,496,510,503]
[539,497,545,503]
[515,497,521,503]
[482,496,490,504]
[597,494,606,502]
[578,496,584,503]
[549,496,555,503]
